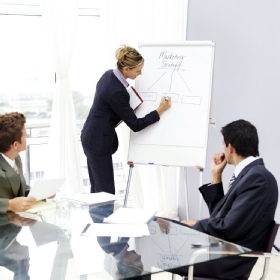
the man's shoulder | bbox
[244,158,264,172]
[245,158,277,185]
[0,154,8,169]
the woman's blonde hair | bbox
[115,45,144,69]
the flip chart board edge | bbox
[128,41,215,168]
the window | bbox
[0,2,54,121]
[1,1,128,196]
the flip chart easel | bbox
[124,164,134,207]
[124,42,215,215]
[124,165,204,220]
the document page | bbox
[81,223,150,237]
[28,178,65,201]
[65,192,119,205]
[103,207,157,224]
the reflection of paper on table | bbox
[81,223,150,237]
[28,178,65,201]
[71,236,107,275]
[65,192,119,205]
[103,207,157,224]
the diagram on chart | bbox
[139,50,202,106]
[128,43,214,167]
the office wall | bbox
[183,0,280,246]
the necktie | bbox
[228,173,236,189]
[13,162,19,174]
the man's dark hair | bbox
[221,119,259,157]
[0,112,26,153]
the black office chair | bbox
[182,220,279,280]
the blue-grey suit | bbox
[178,158,278,279]
[81,70,159,194]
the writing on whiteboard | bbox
[159,50,185,71]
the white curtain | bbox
[41,0,83,195]
[101,0,188,218]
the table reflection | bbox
[0,202,251,280]
[89,204,145,278]
[0,213,36,280]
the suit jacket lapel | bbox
[213,158,264,215]
[0,155,21,196]
[228,158,264,194]
[15,156,25,196]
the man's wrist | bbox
[211,173,222,184]
[7,199,14,212]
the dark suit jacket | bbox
[0,154,29,213]
[190,158,278,279]
[81,69,159,155]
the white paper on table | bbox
[81,223,150,237]
[64,192,119,205]
[103,207,157,224]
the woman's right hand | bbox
[156,96,171,115]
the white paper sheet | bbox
[103,207,157,224]
[81,223,150,237]
[64,192,119,205]
[28,178,65,201]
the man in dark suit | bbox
[180,119,278,279]
[0,112,36,213]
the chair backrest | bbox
[261,220,279,253]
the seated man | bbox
[181,119,278,280]
[0,112,36,213]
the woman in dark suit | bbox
[81,45,171,194]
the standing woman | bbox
[81,45,171,194]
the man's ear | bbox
[11,141,18,150]
[228,143,235,154]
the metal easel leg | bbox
[198,167,203,219]
[123,164,134,207]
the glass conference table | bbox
[0,200,252,280]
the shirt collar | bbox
[234,156,260,177]
[0,153,15,168]
[113,68,129,88]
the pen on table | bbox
[191,242,222,248]
[81,223,91,234]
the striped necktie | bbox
[228,173,236,189]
